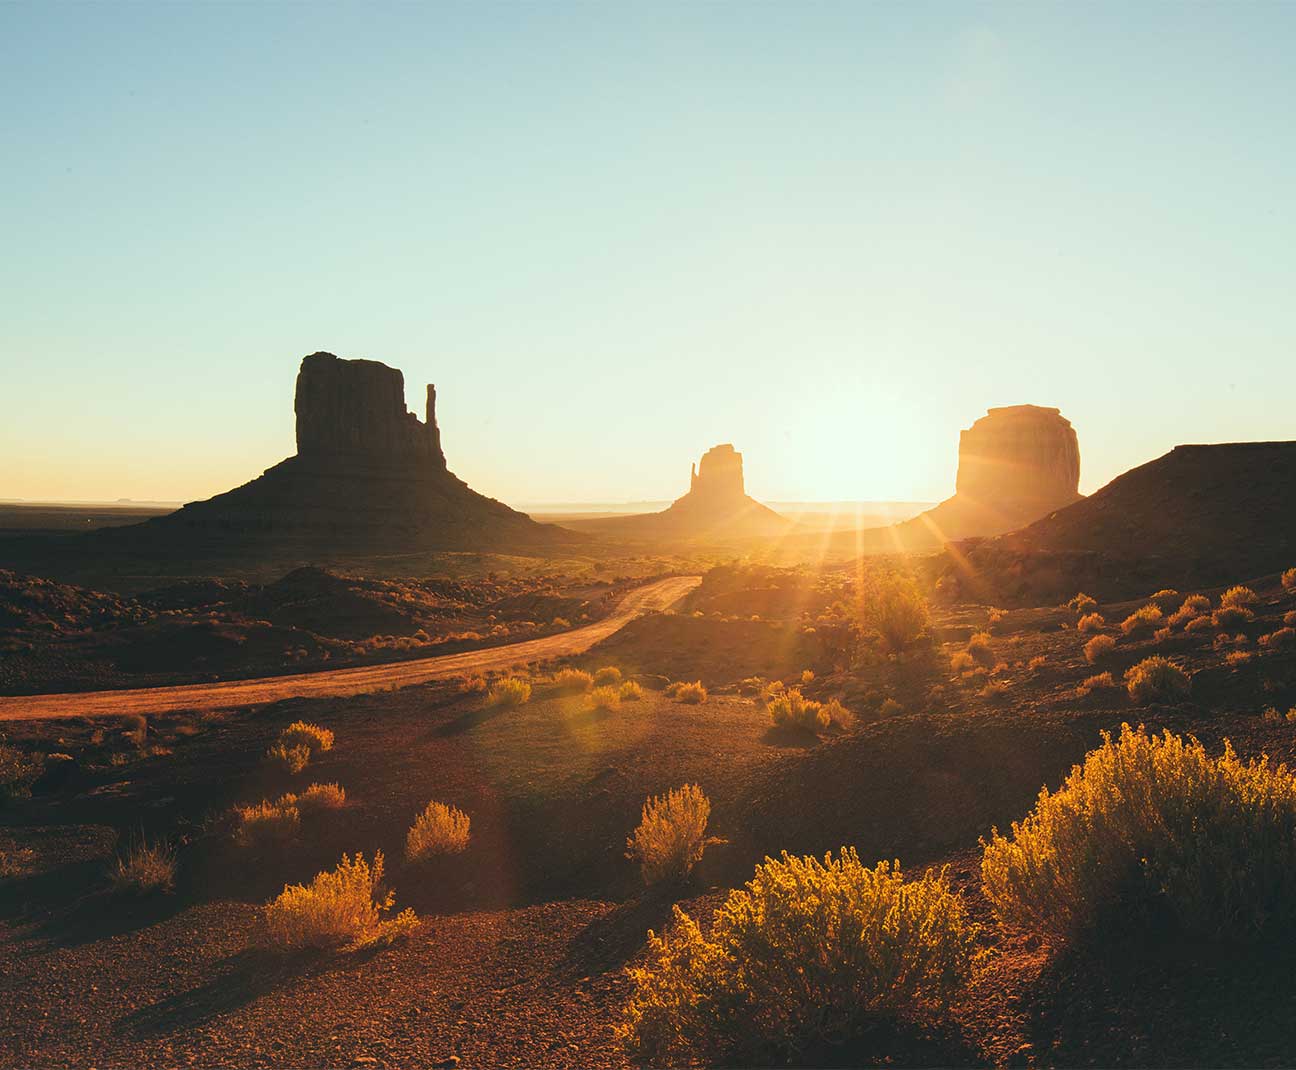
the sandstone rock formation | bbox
[137,352,576,553]
[879,405,1083,549]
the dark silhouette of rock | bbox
[688,444,745,502]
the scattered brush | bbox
[109,832,176,895]
[966,631,996,668]
[593,666,623,687]
[1076,671,1119,698]
[295,782,346,814]
[671,681,708,705]
[280,721,334,755]
[0,743,44,805]
[1120,604,1163,635]
[1259,628,1295,651]
[1077,612,1105,633]
[551,668,594,693]
[1220,585,1259,610]
[1084,634,1116,664]
[1125,656,1191,703]
[265,851,417,951]
[1213,606,1254,628]
[265,742,312,775]
[1067,593,1098,614]
[406,801,471,861]
[879,697,904,717]
[589,685,622,711]
[1283,568,1296,595]
[234,799,301,847]
[619,680,644,701]
[487,677,531,707]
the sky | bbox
[2,2,1294,506]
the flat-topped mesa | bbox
[294,352,445,469]
[955,405,1080,508]
[687,443,746,504]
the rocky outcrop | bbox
[688,444,745,503]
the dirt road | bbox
[0,575,700,722]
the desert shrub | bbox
[860,574,930,654]
[296,782,346,813]
[487,677,531,707]
[1120,603,1163,635]
[265,851,417,951]
[0,744,44,804]
[1153,626,1172,643]
[982,724,1296,942]
[1068,593,1098,614]
[966,631,996,668]
[626,784,715,886]
[979,679,1010,702]
[1169,595,1212,628]
[950,650,975,673]
[457,674,487,694]
[1077,671,1119,697]
[768,688,828,733]
[1284,610,1296,628]
[1027,655,1047,672]
[405,801,471,861]
[1260,627,1296,651]
[280,721,334,755]
[1084,634,1116,664]
[619,680,644,701]
[1077,612,1105,633]
[821,698,853,731]
[1185,614,1214,634]
[1283,568,1296,594]
[552,668,593,693]
[620,851,978,1064]
[673,681,707,705]
[109,833,176,895]
[593,666,622,687]
[1221,585,1259,609]
[1213,606,1254,628]
[265,742,312,775]
[234,798,302,847]
[799,668,816,685]
[879,697,904,717]
[1150,589,1180,606]
[1125,656,1191,703]
[987,607,1007,627]
[589,685,622,711]
[1226,650,1252,666]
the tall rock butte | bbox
[141,352,575,551]
[887,405,1082,546]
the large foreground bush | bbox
[982,724,1296,942]
[265,851,417,950]
[620,850,978,1064]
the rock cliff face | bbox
[688,444,746,503]
[141,352,574,552]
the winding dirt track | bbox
[0,575,700,722]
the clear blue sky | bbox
[3,2,1293,505]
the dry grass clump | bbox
[295,782,346,814]
[950,650,976,674]
[619,680,644,701]
[1084,634,1116,664]
[1077,671,1119,697]
[820,698,853,731]
[860,574,930,654]
[1168,595,1212,629]
[265,851,417,951]
[620,851,978,1064]
[1120,603,1163,635]
[1260,627,1296,651]
[405,801,471,861]
[235,799,301,847]
[879,697,904,717]
[1185,614,1214,634]
[1283,610,1296,627]
[1225,650,1252,666]
[280,721,334,755]
[671,681,708,705]
[1125,656,1191,703]
[979,679,1011,702]
[457,674,487,694]
[1221,585,1259,610]
[551,668,594,693]
[1027,655,1047,672]
[966,631,996,668]
[593,666,623,687]
[1213,605,1254,628]
[626,784,716,886]
[767,689,849,733]
[1076,612,1105,633]
[265,742,312,775]
[109,833,176,895]
[487,677,531,707]
[589,685,622,711]
[1067,593,1098,614]
[982,724,1296,942]
[0,743,44,805]
[1283,568,1296,594]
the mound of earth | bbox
[948,441,1296,603]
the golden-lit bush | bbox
[979,679,1010,702]
[1213,606,1254,628]
[966,631,996,668]
[457,674,487,694]
[621,851,978,1064]
[1260,627,1296,651]
[1120,603,1163,635]
[1168,595,1211,629]
[265,851,417,951]
[800,668,816,684]
[821,698,853,731]
[1284,610,1296,628]
[672,681,707,705]
[1226,650,1252,666]
[589,684,622,711]
[487,677,531,707]
[1067,593,1098,614]
[1077,612,1105,633]
[551,668,594,693]
[1185,614,1214,634]
[1027,655,1047,672]
[0,744,43,804]
[860,574,930,654]
[593,666,623,687]
[296,782,346,814]
[619,680,644,701]
[982,724,1296,942]
[879,697,904,717]
[1077,671,1119,697]
[265,742,312,775]
[1125,656,1191,703]
[1283,568,1296,594]
[767,688,827,733]
[1150,589,1179,604]
[1084,634,1116,664]
[950,650,976,674]
[625,784,715,886]
[109,833,176,895]
[234,799,301,847]
[1221,585,1259,610]
[280,721,334,755]
[405,801,471,861]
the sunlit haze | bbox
[3,2,1294,505]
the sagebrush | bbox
[265,851,417,950]
[626,784,715,886]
